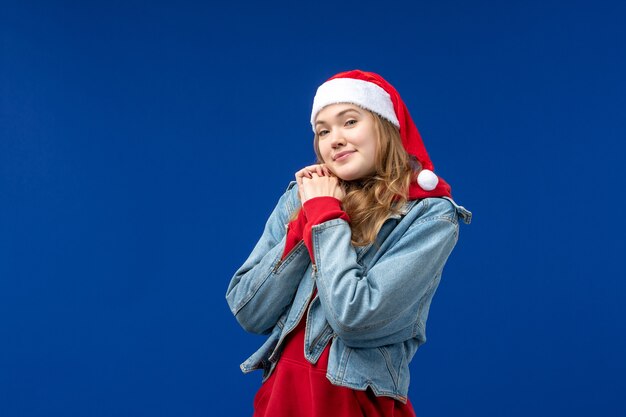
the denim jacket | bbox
[226,181,471,403]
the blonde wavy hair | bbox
[310,110,419,246]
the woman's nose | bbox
[330,131,346,148]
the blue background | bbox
[1,1,625,416]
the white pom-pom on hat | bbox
[417,169,439,191]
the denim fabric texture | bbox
[226,181,471,403]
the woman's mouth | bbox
[334,151,355,161]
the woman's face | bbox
[314,103,378,181]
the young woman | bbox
[226,70,471,416]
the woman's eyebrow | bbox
[315,109,360,125]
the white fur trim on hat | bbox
[417,169,439,191]
[311,78,400,130]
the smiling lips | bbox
[333,150,355,161]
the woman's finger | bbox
[301,167,314,177]
[296,164,327,178]
[295,169,311,186]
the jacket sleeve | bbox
[302,196,350,260]
[225,183,311,335]
[311,199,460,348]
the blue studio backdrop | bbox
[1,1,625,416]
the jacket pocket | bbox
[378,346,401,390]
[240,324,282,375]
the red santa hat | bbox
[311,70,452,199]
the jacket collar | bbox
[388,198,420,220]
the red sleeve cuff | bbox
[281,209,308,260]
[302,197,350,261]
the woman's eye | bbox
[318,129,329,137]
[345,119,357,126]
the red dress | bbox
[252,197,416,417]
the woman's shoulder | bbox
[283,180,298,195]
[275,181,302,216]
[407,197,472,225]
[282,180,299,200]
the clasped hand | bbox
[295,164,346,203]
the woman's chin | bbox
[333,167,374,182]
[337,174,364,182]
[333,170,358,181]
